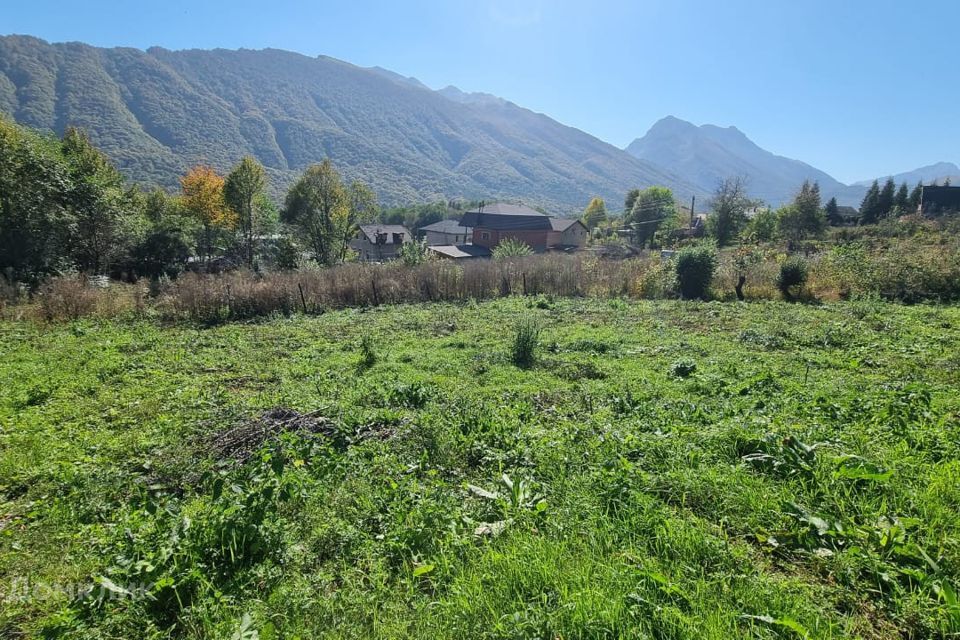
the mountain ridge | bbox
[0,34,695,212]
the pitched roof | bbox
[461,202,552,231]
[427,244,492,259]
[420,219,471,234]
[357,225,411,244]
[550,218,586,232]
[464,202,546,216]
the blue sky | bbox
[3,0,958,183]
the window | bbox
[480,231,490,240]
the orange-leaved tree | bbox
[180,165,235,266]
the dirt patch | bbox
[208,407,338,462]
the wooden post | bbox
[298,283,308,314]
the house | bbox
[427,244,492,260]
[921,186,960,215]
[549,218,589,250]
[351,224,412,262]
[420,219,472,246]
[459,202,587,252]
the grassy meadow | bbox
[1,297,959,638]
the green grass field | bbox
[2,297,959,639]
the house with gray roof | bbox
[350,224,412,262]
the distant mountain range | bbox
[852,162,960,188]
[625,117,957,207]
[0,35,691,212]
[0,35,953,212]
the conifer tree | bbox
[859,180,882,224]
[878,178,896,218]
[824,196,840,226]
[894,182,910,214]
[909,181,923,212]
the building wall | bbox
[424,230,468,246]
[561,224,588,248]
[352,240,404,262]
[473,228,550,252]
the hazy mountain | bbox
[0,35,692,211]
[854,162,960,187]
[625,116,869,206]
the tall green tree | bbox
[777,180,825,241]
[878,178,896,218]
[61,127,135,274]
[626,186,675,248]
[624,189,641,218]
[707,177,750,247]
[824,197,841,226]
[859,180,882,224]
[225,156,268,267]
[0,118,73,282]
[909,181,923,212]
[894,182,910,214]
[582,197,607,230]
[283,160,378,265]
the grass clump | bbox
[510,317,541,368]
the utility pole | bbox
[690,195,696,227]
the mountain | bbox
[854,162,960,188]
[625,116,869,206]
[0,35,692,212]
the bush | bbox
[777,256,809,300]
[37,275,101,321]
[493,238,534,260]
[511,318,541,369]
[675,244,717,299]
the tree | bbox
[282,160,377,265]
[859,180,882,224]
[626,186,675,249]
[61,127,136,274]
[878,178,896,218]
[894,182,910,215]
[909,181,923,212]
[582,197,607,230]
[180,165,234,266]
[224,156,267,267]
[624,189,641,218]
[945,177,952,187]
[0,118,73,282]
[745,207,778,242]
[707,177,750,246]
[777,180,825,242]
[824,197,841,226]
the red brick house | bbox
[460,203,587,252]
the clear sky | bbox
[3,0,958,183]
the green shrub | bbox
[511,318,541,368]
[776,256,809,300]
[359,334,378,369]
[674,244,717,299]
[493,238,534,260]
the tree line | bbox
[0,118,387,285]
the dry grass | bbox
[10,239,960,323]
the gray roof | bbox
[550,218,586,232]
[357,225,411,244]
[427,244,492,259]
[461,202,552,231]
[464,202,546,216]
[420,219,471,234]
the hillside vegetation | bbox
[1,298,959,638]
[0,35,689,209]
